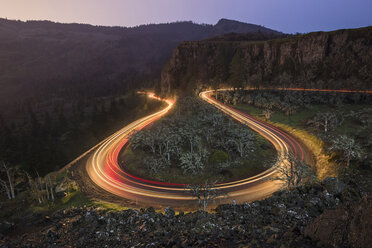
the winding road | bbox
[85,90,310,207]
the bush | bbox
[209,150,229,165]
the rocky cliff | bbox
[161,27,372,95]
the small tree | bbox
[0,162,16,199]
[25,171,55,204]
[131,130,157,154]
[283,104,296,116]
[262,109,274,120]
[185,180,226,215]
[45,175,54,201]
[162,133,181,161]
[272,152,316,190]
[179,152,204,175]
[180,128,201,154]
[329,135,363,167]
[227,128,254,157]
[25,171,44,204]
[307,112,338,133]
[143,156,167,175]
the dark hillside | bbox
[0,18,282,118]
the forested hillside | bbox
[0,18,281,118]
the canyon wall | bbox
[161,27,372,95]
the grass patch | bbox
[90,200,131,212]
[272,122,337,179]
[30,188,132,214]
[31,189,91,213]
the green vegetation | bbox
[209,150,229,164]
[32,190,89,213]
[121,97,276,184]
[221,90,372,179]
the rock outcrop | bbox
[2,182,368,247]
[161,27,372,95]
[305,195,371,248]
[321,177,346,196]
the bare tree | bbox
[162,132,181,161]
[210,113,223,128]
[25,171,55,203]
[227,128,254,157]
[272,152,316,190]
[143,156,167,175]
[25,171,43,204]
[330,135,363,167]
[307,112,338,133]
[201,127,214,146]
[131,130,157,154]
[185,180,226,215]
[283,104,296,116]
[46,175,54,201]
[0,177,11,199]
[181,128,201,154]
[262,109,274,120]
[0,162,16,199]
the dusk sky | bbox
[0,0,371,33]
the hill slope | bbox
[0,18,282,116]
[161,26,372,95]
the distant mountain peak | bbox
[215,18,246,26]
[213,18,282,35]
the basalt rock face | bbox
[305,195,372,248]
[161,27,372,95]
[2,181,368,248]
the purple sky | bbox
[0,0,371,33]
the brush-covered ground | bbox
[219,89,372,182]
[120,97,276,184]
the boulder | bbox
[46,228,58,241]
[0,221,14,235]
[321,177,346,196]
[164,206,175,218]
[146,207,155,214]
